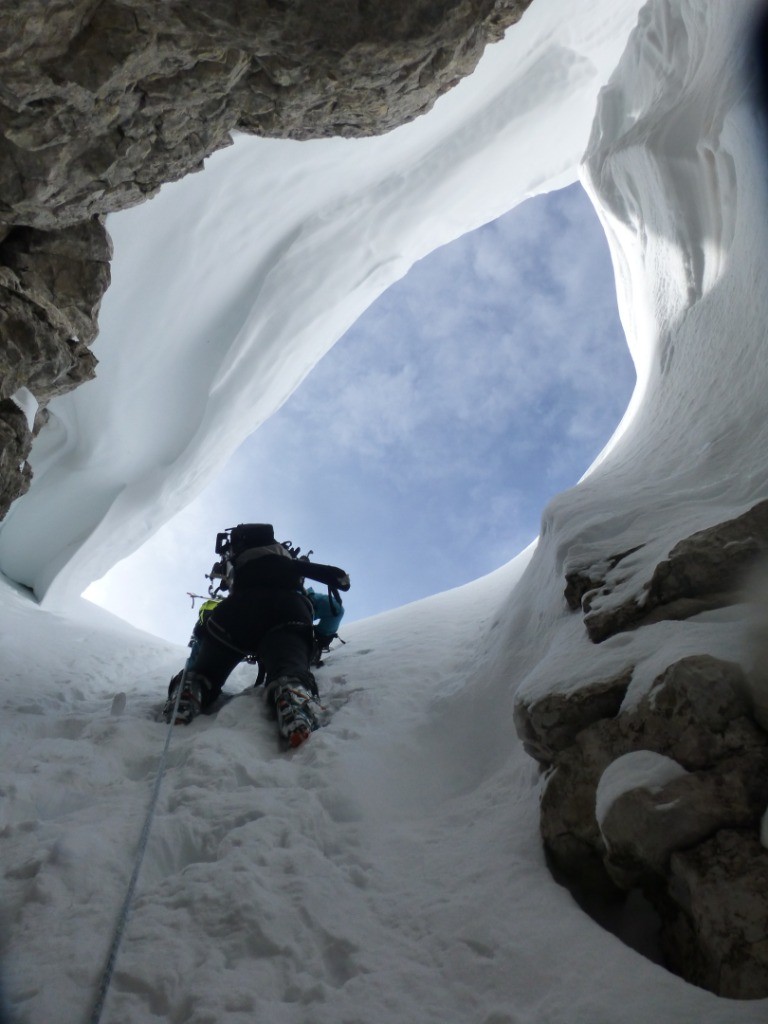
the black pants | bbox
[171,588,314,709]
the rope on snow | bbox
[87,665,188,1024]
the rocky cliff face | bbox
[515,503,768,998]
[0,0,531,520]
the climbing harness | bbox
[87,666,187,1024]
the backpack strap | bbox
[328,584,342,616]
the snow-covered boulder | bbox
[567,501,768,644]
[597,750,766,888]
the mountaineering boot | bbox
[266,676,319,747]
[163,672,204,725]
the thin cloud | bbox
[88,183,635,639]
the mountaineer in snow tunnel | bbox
[164,522,350,747]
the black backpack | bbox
[215,523,275,560]
[209,523,310,597]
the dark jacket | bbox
[231,542,350,594]
[204,544,349,656]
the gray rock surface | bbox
[665,830,768,999]
[0,0,532,231]
[598,757,768,888]
[0,219,109,518]
[0,399,33,520]
[565,502,768,643]
[513,669,631,765]
[537,653,768,995]
[550,509,768,993]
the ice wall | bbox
[0,0,645,604]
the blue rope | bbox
[88,668,187,1024]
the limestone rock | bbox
[0,266,96,404]
[0,218,108,467]
[570,502,768,643]
[513,669,631,765]
[540,717,626,894]
[598,752,768,889]
[538,653,768,996]
[664,830,768,999]
[648,502,768,607]
[0,220,112,348]
[630,655,765,769]
[0,399,33,521]
[0,0,534,231]
[539,655,768,890]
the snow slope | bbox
[2,562,766,1024]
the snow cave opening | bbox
[82,168,672,971]
[85,181,637,647]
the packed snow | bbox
[3,0,768,1021]
[2,563,765,1024]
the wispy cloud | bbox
[89,183,635,640]
[222,183,634,600]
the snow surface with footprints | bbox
[2,565,767,1024]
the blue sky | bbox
[87,181,635,646]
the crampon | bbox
[269,678,320,747]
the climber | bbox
[306,585,345,666]
[164,523,350,747]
